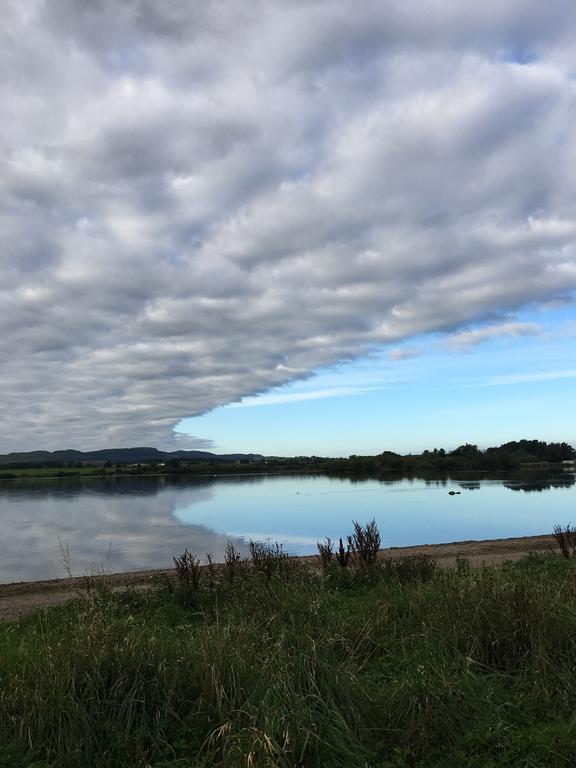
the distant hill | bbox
[0,447,265,467]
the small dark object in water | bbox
[448,490,461,496]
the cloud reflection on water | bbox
[0,475,254,583]
[0,471,574,583]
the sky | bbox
[181,303,576,455]
[1,1,575,455]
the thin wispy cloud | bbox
[231,387,379,408]
[1,1,576,450]
[388,347,424,361]
[484,369,576,386]
[448,322,542,350]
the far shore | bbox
[0,532,558,622]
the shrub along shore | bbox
[2,524,576,767]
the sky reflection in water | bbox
[0,472,574,583]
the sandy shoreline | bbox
[0,533,558,622]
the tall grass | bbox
[2,534,576,766]
[552,523,576,558]
[349,518,381,565]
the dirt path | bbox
[0,533,558,622]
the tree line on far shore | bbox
[0,439,574,478]
[334,439,576,474]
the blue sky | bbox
[178,303,576,456]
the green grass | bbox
[0,466,117,479]
[2,552,576,767]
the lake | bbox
[1,470,574,583]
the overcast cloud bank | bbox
[1,0,575,450]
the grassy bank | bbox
[0,466,118,479]
[2,539,576,767]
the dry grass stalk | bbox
[224,541,243,584]
[249,541,292,581]
[205,552,217,590]
[317,537,333,570]
[553,523,576,558]
[349,519,381,565]
[173,549,201,589]
[335,538,351,568]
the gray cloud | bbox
[1,0,575,450]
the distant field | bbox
[0,466,117,478]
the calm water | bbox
[0,470,574,583]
